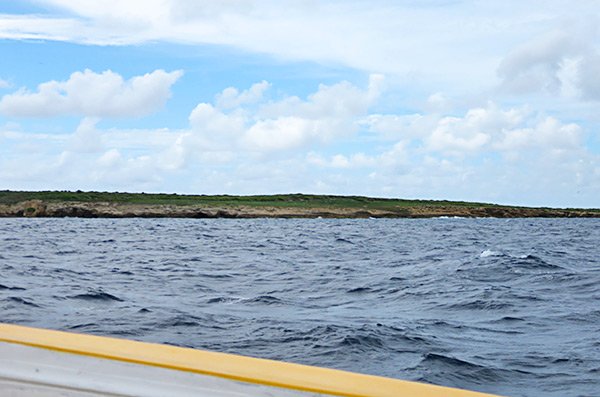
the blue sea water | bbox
[1,218,599,397]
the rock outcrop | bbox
[0,200,598,218]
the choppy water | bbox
[1,218,599,397]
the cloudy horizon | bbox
[1,1,599,208]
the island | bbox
[0,190,598,218]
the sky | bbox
[0,1,599,208]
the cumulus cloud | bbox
[152,79,593,200]
[414,103,584,156]
[244,117,353,151]
[244,117,317,151]
[259,76,382,120]
[498,23,600,101]
[215,80,270,110]
[97,148,121,168]
[362,113,435,140]
[69,117,103,152]
[307,142,406,170]
[304,99,592,205]
[495,116,582,152]
[186,76,383,153]
[498,30,581,94]
[189,103,245,143]
[426,105,524,154]
[241,75,383,150]
[308,152,364,169]
[5,1,600,125]
[0,69,183,117]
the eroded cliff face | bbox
[0,200,598,218]
[0,200,48,217]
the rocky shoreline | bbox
[1,200,598,218]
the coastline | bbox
[1,198,598,218]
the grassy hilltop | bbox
[0,190,500,209]
[0,190,598,218]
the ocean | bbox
[1,218,599,397]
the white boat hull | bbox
[0,323,501,397]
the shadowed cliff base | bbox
[0,191,598,218]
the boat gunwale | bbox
[0,323,501,397]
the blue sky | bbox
[0,1,599,207]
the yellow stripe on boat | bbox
[0,323,502,397]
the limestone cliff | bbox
[0,200,597,218]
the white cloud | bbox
[215,80,270,110]
[97,148,121,167]
[0,79,10,89]
[189,103,245,143]
[259,76,382,120]
[0,69,183,118]
[302,98,595,206]
[307,142,407,171]
[244,113,356,152]
[1,76,598,207]
[496,116,582,152]
[0,14,86,42]
[577,53,600,101]
[498,30,581,94]
[396,103,583,157]
[498,22,600,102]
[238,76,383,151]
[5,1,586,90]
[423,92,459,114]
[428,116,490,154]
[4,1,600,133]
[362,113,435,140]
[186,76,382,153]
[244,117,320,151]
[69,117,103,152]
[307,152,359,169]
[426,104,524,154]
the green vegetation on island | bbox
[0,190,598,218]
[0,190,502,209]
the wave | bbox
[491,316,526,323]
[0,283,25,291]
[305,323,435,355]
[67,322,98,330]
[206,296,240,304]
[418,353,515,384]
[514,254,564,270]
[2,217,599,397]
[158,314,210,328]
[7,296,40,307]
[198,273,234,279]
[69,291,124,302]
[346,286,372,293]
[389,276,405,281]
[443,299,512,311]
[339,334,386,349]
[111,268,134,275]
[55,250,79,255]
[243,295,282,305]
[168,318,200,327]
[479,249,564,270]
[480,249,504,258]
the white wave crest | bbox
[480,249,501,258]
